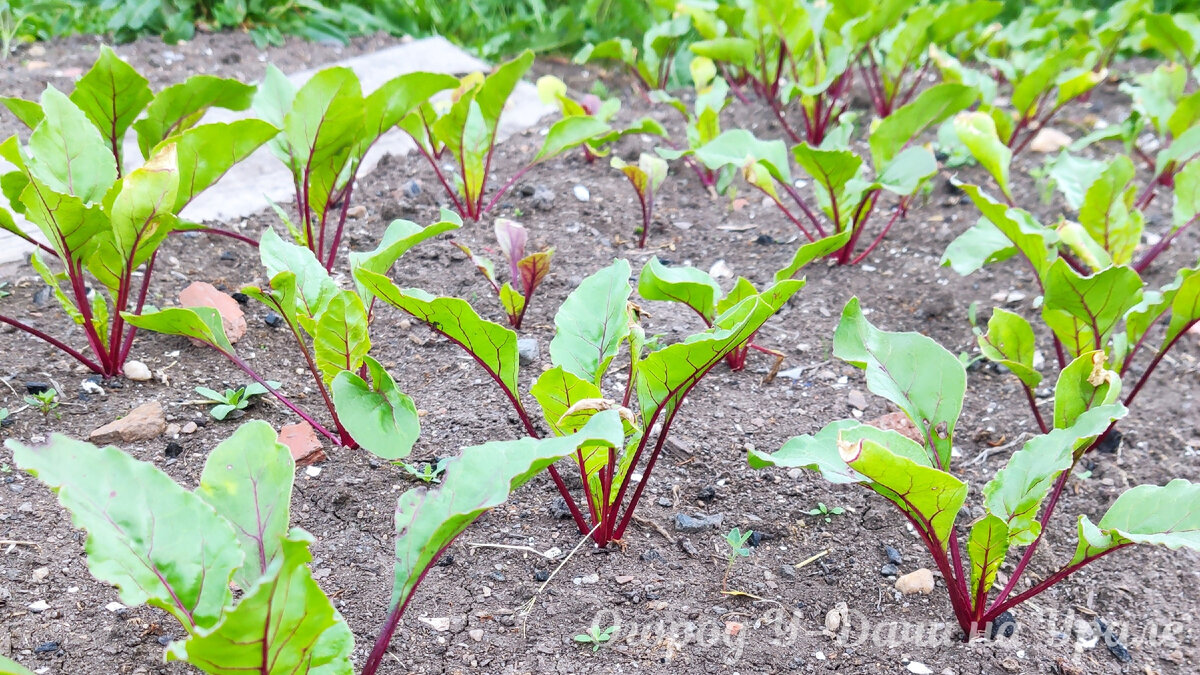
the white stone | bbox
[28,600,49,613]
[907,662,933,675]
[123,360,152,381]
[419,617,451,632]
[573,185,591,202]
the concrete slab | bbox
[0,36,553,266]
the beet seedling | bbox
[573,15,691,95]
[691,83,975,265]
[0,48,275,377]
[399,51,611,221]
[537,74,666,164]
[943,183,1200,439]
[8,412,622,674]
[250,65,458,271]
[612,153,668,248]
[650,57,736,193]
[454,218,553,329]
[356,258,804,547]
[750,297,1200,640]
[128,212,457,454]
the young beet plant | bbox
[1066,61,1200,216]
[853,0,1002,117]
[454,218,552,329]
[536,74,666,164]
[0,47,275,377]
[7,412,626,674]
[650,58,736,194]
[572,14,691,95]
[355,258,804,546]
[952,127,1200,273]
[612,153,667,248]
[127,212,457,452]
[685,2,853,146]
[943,180,1200,439]
[749,298,1200,639]
[251,64,459,271]
[693,83,976,264]
[399,51,611,221]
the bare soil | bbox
[0,35,1198,675]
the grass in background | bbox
[1,0,669,58]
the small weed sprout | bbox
[24,389,58,416]
[398,459,448,484]
[807,502,845,523]
[722,527,753,591]
[573,625,616,652]
[194,382,280,421]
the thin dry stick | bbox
[630,514,676,544]
[519,523,602,634]
[467,542,562,560]
[964,433,1030,467]
[794,549,830,570]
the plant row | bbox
[2,4,1200,669]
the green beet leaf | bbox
[637,287,800,427]
[976,308,1041,389]
[834,297,965,468]
[954,112,1012,200]
[1071,479,1200,566]
[869,83,978,167]
[775,231,852,281]
[8,435,242,631]
[313,290,371,385]
[27,87,117,204]
[530,366,604,436]
[349,209,462,304]
[840,437,968,551]
[133,74,257,158]
[195,421,294,589]
[747,419,930,483]
[357,269,523,402]
[163,119,280,212]
[967,515,1009,595]
[1077,156,1141,265]
[166,531,353,675]
[983,404,1126,546]
[332,356,420,461]
[550,259,633,386]
[1053,351,1122,430]
[69,46,153,173]
[390,410,625,609]
[637,257,722,322]
[1041,260,1143,358]
[124,306,235,354]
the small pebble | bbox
[572,185,590,202]
[123,360,152,381]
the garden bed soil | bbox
[1,34,1198,675]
